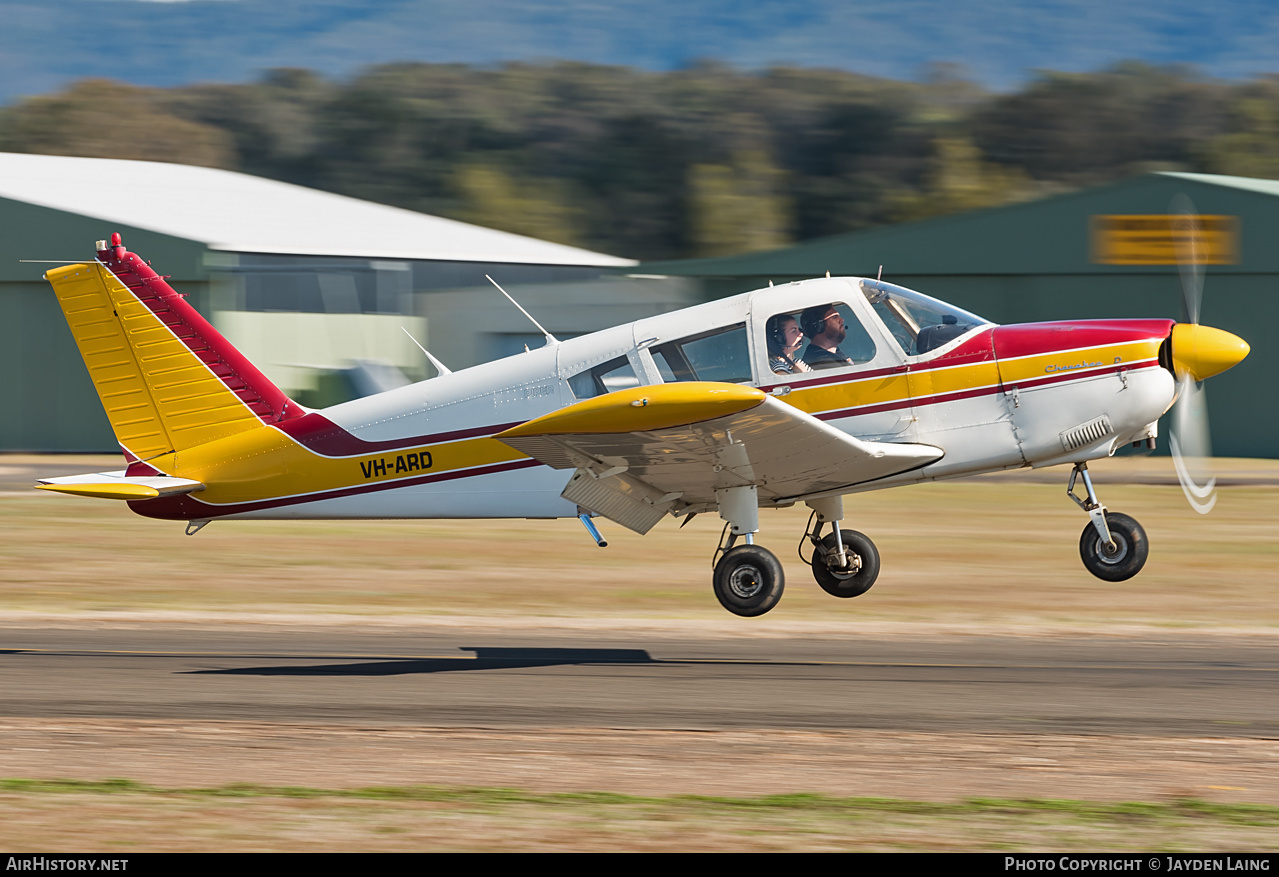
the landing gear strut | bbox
[711,484,784,617]
[1068,462,1149,581]
[708,490,882,616]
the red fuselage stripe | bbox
[274,414,529,457]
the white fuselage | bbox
[214,278,1175,521]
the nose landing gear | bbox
[1068,462,1149,581]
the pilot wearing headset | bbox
[800,304,855,369]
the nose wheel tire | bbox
[713,545,785,617]
[1078,512,1148,582]
[812,529,879,598]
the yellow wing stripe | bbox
[499,383,766,437]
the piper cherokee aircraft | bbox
[36,232,1249,617]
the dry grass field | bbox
[3,780,1278,852]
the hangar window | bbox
[568,355,641,400]
[651,324,752,384]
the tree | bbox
[687,150,793,257]
[0,80,233,168]
[451,162,585,248]
[891,137,1034,222]
[1201,88,1279,179]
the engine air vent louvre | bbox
[1060,415,1114,452]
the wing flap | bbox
[560,469,672,535]
[36,471,205,501]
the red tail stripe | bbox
[275,412,529,457]
[96,239,301,427]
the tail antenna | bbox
[485,275,558,345]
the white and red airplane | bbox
[37,233,1249,616]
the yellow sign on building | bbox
[1090,215,1240,265]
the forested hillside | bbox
[2,62,1275,260]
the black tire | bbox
[1079,512,1148,582]
[812,529,880,598]
[713,545,785,617]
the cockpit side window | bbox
[763,303,877,375]
[652,323,752,384]
[567,355,641,399]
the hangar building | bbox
[0,153,693,451]
[642,172,1273,458]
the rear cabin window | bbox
[651,324,752,384]
[567,355,641,399]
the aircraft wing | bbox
[36,471,205,501]
[496,383,942,534]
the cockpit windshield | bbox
[860,279,992,356]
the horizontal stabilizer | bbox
[36,471,204,501]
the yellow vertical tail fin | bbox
[45,235,299,461]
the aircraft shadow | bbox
[188,647,666,677]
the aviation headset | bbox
[766,315,792,351]
[800,304,837,340]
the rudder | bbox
[45,233,300,461]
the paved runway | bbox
[1,624,1276,736]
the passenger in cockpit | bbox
[766,314,812,375]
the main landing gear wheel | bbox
[713,545,785,617]
[1078,512,1148,582]
[812,529,879,598]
